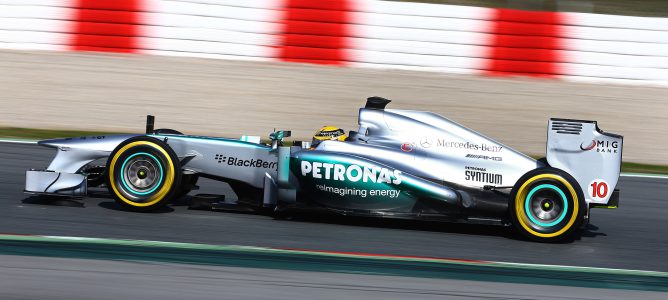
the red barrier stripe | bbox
[280,46,345,60]
[278,0,353,66]
[493,35,564,50]
[74,0,144,10]
[287,8,351,23]
[286,0,353,10]
[485,62,562,78]
[492,48,561,62]
[73,23,138,36]
[283,34,347,49]
[70,0,144,53]
[485,9,566,77]
[71,35,139,52]
[493,21,563,36]
[493,9,563,24]
[75,9,142,24]
[280,58,347,65]
[282,20,351,36]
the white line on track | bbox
[620,173,668,180]
[1,139,667,179]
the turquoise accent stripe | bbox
[525,184,568,227]
[0,234,666,292]
[120,152,164,196]
[277,147,291,186]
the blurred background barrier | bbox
[1,0,668,85]
[0,0,667,165]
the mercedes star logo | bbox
[420,137,433,148]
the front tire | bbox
[510,168,585,242]
[106,136,181,212]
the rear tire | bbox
[510,168,585,242]
[106,136,181,212]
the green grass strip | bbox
[0,234,666,291]
[619,162,668,175]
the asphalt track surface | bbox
[3,256,665,300]
[2,142,668,272]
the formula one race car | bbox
[25,97,623,242]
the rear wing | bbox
[546,119,623,207]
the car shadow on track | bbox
[22,196,85,208]
[97,201,175,214]
[280,213,606,244]
[20,190,176,214]
[105,195,194,213]
[579,224,607,238]
[88,189,177,213]
[20,194,606,243]
[285,212,519,240]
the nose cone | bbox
[37,137,73,149]
[37,134,141,152]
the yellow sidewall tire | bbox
[511,169,584,242]
[106,137,180,211]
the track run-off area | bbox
[0,141,667,298]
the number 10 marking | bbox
[590,181,609,198]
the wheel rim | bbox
[108,140,176,208]
[514,174,580,238]
[524,184,568,227]
[120,152,164,196]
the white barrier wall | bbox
[0,0,667,86]
[141,0,281,61]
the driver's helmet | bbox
[312,126,347,147]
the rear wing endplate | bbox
[546,119,623,206]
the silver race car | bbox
[25,97,623,242]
